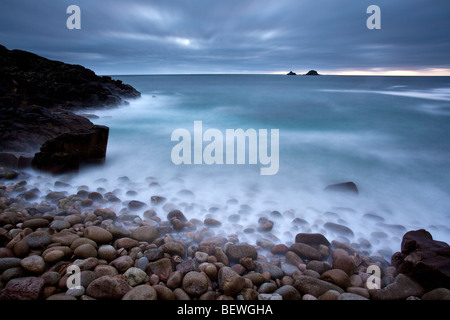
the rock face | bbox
[31,125,109,174]
[0,44,140,173]
[391,229,450,290]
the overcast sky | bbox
[1,0,449,75]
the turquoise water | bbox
[56,75,450,256]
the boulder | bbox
[391,229,450,290]
[324,181,358,195]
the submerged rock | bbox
[324,181,359,195]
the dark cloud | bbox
[0,0,449,74]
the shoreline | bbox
[1,167,449,300]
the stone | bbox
[161,241,186,257]
[198,237,227,255]
[94,208,117,220]
[128,200,147,211]
[218,266,246,296]
[153,284,175,300]
[182,271,208,296]
[20,255,46,274]
[0,277,45,300]
[0,257,22,272]
[225,244,258,262]
[258,282,278,294]
[146,258,173,281]
[109,255,134,273]
[98,245,117,261]
[173,288,191,300]
[23,230,51,248]
[83,226,113,244]
[421,288,450,300]
[124,267,148,287]
[324,181,358,195]
[271,244,289,255]
[22,218,49,229]
[144,248,164,262]
[293,275,344,297]
[167,271,184,289]
[392,229,450,290]
[319,290,341,300]
[289,243,322,261]
[49,220,71,231]
[346,287,370,299]
[13,240,29,257]
[338,292,369,300]
[46,293,77,300]
[254,261,284,279]
[86,275,131,299]
[93,265,119,278]
[74,243,98,259]
[130,226,159,243]
[243,273,265,286]
[114,238,139,250]
[324,222,354,237]
[332,255,355,276]
[369,274,425,300]
[320,269,351,288]
[167,210,187,223]
[274,285,301,300]
[122,284,157,300]
[286,251,304,267]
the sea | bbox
[27,75,450,258]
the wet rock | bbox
[128,200,147,211]
[109,255,134,273]
[74,243,97,259]
[94,208,117,220]
[293,275,344,297]
[254,261,284,279]
[146,258,173,281]
[98,245,117,261]
[332,255,355,276]
[124,267,148,287]
[86,275,131,299]
[421,288,450,300]
[20,255,45,274]
[320,269,351,288]
[338,292,369,300]
[324,181,359,195]
[153,284,176,300]
[22,218,49,229]
[167,210,187,223]
[294,233,331,248]
[23,230,51,248]
[182,271,208,296]
[289,243,322,261]
[198,237,227,255]
[0,257,22,272]
[144,248,164,262]
[161,242,186,257]
[274,285,301,300]
[369,274,425,300]
[218,266,246,296]
[225,244,258,262]
[324,222,354,237]
[391,229,450,290]
[130,226,159,243]
[0,276,45,300]
[122,284,157,300]
[84,226,113,244]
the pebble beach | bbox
[1,167,449,301]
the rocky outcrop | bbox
[391,229,450,290]
[0,44,140,110]
[0,44,141,173]
[305,70,320,76]
[287,71,297,75]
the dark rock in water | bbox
[304,70,320,76]
[295,233,331,247]
[324,182,359,195]
[287,71,297,76]
[391,229,450,290]
[32,125,109,174]
[324,222,354,237]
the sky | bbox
[0,0,449,75]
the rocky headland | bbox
[0,44,140,173]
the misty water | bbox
[27,75,450,259]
